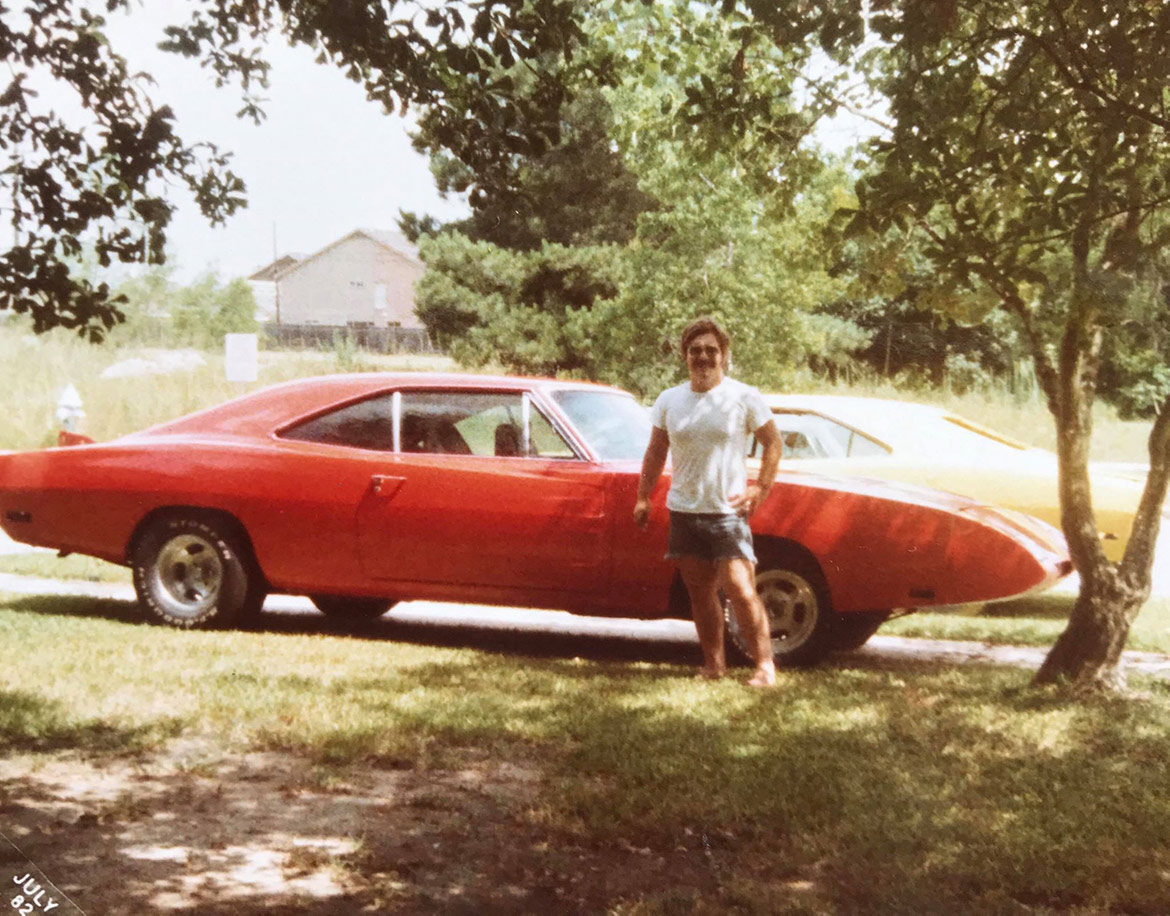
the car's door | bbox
[355,388,611,596]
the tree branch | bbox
[1121,393,1170,591]
[985,23,1170,133]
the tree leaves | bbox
[2,0,592,337]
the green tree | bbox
[107,264,178,345]
[2,0,591,338]
[1,2,244,337]
[415,232,624,378]
[410,0,851,392]
[172,274,258,349]
[407,86,656,250]
[850,0,1170,690]
[694,0,1170,690]
[825,223,1023,389]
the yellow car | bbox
[756,394,1147,562]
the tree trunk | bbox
[1032,571,1147,691]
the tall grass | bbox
[0,321,455,450]
[0,320,1154,460]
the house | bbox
[248,229,424,329]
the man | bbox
[633,316,783,687]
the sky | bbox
[101,2,470,284]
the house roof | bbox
[247,228,420,282]
[248,255,301,282]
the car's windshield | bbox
[551,389,651,461]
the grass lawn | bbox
[2,592,1170,913]
[0,551,131,583]
[884,591,1170,655]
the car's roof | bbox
[129,372,629,440]
[764,394,948,427]
[763,393,1036,455]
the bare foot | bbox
[746,663,776,688]
[698,665,727,680]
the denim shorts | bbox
[666,511,756,564]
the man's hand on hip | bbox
[729,484,768,517]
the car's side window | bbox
[399,392,477,455]
[400,391,575,458]
[821,419,889,457]
[281,394,395,451]
[752,412,890,459]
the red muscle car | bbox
[0,373,1072,666]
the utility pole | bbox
[272,221,282,325]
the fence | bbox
[263,323,439,354]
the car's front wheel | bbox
[132,515,264,629]
[310,595,397,620]
[725,550,836,668]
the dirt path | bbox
[4,744,689,915]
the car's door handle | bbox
[370,475,405,499]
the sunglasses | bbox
[687,345,722,358]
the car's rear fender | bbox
[0,449,44,547]
[0,450,16,540]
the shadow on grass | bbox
[172,658,1170,912]
[2,593,705,670]
[4,593,1057,680]
[2,594,144,625]
[0,687,182,754]
[0,739,718,916]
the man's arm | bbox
[633,426,670,529]
[730,419,782,517]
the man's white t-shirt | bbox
[650,377,773,514]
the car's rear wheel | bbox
[311,595,397,620]
[831,611,890,652]
[132,515,264,629]
[726,550,836,668]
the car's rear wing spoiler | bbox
[58,430,96,447]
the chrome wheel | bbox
[756,568,820,654]
[152,533,224,620]
[724,550,836,668]
[132,514,261,629]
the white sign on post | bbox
[224,333,259,383]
